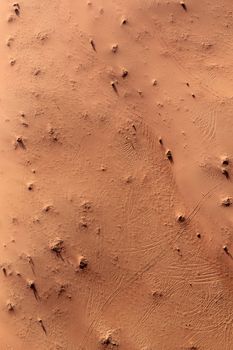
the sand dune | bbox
[1,0,233,349]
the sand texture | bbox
[1,0,233,349]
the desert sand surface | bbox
[1,0,233,349]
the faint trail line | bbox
[78,248,168,348]
[175,181,221,241]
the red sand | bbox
[1,1,233,349]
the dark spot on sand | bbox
[121,17,128,25]
[221,197,232,207]
[111,44,118,53]
[90,39,96,51]
[78,256,88,270]
[50,238,64,255]
[111,81,118,94]
[222,168,229,179]
[180,1,187,11]
[121,68,128,78]
[13,3,20,16]
[7,302,14,312]
[166,150,173,162]
[177,214,185,222]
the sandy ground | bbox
[1,0,233,349]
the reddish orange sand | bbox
[1,1,233,349]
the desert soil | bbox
[1,1,233,349]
